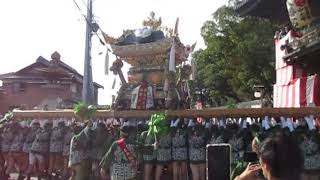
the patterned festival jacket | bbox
[99,138,137,180]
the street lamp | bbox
[194,87,202,102]
[253,85,265,108]
[254,91,261,98]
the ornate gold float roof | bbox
[110,38,172,57]
[110,38,172,66]
[110,38,187,67]
[123,54,167,67]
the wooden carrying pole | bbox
[12,107,320,119]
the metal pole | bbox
[82,0,94,104]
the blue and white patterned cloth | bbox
[50,128,64,153]
[188,135,206,162]
[172,129,187,161]
[301,139,320,170]
[157,134,172,162]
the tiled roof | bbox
[0,56,103,88]
[233,0,289,22]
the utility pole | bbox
[82,0,94,104]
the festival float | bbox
[10,11,320,119]
[5,8,320,180]
[102,13,194,112]
[234,0,320,108]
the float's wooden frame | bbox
[12,107,320,119]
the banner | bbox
[169,40,176,72]
[276,65,306,85]
[105,50,109,75]
[274,75,320,108]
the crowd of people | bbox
[0,115,319,180]
[0,120,77,179]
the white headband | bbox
[219,119,226,128]
[188,119,195,127]
[286,118,294,132]
[305,115,316,130]
[241,117,247,129]
[174,118,180,127]
[280,116,287,129]
[262,116,270,130]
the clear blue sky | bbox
[0,0,227,105]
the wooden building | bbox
[0,52,103,113]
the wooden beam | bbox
[12,107,320,119]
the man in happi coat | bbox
[228,125,245,163]
[48,121,66,178]
[29,121,52,178]
[1,123,15,179]
[90,122,114,179]
[0,125,5,179]
[171,118,189,180]
[24,121,40,179]
[100,123,137,180]
[62,123,77,179]
[188,121,207,180]
[136,120,153,180]
[6,122,28,180]
[69,121,93,180]
[299,129,320,179]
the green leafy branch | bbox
[73,102,97,120]
[0,111,14,126]
[147,112,169,142]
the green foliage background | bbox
[193,6,280,107]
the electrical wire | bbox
[72,0,106,45]
[73,0,86,17]
[81,0,87,7]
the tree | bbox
[193,6,279,107]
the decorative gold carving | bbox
[110,38,172,59]
[143,12,162,30]
[124,54,167,67]
[142,12,174,37]
[290,28,320,49]
[101,31,117,44]
[110,58,127,85]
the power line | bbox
[81,0,87,7]
[72,0,105,45]
[73,0,85,16]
